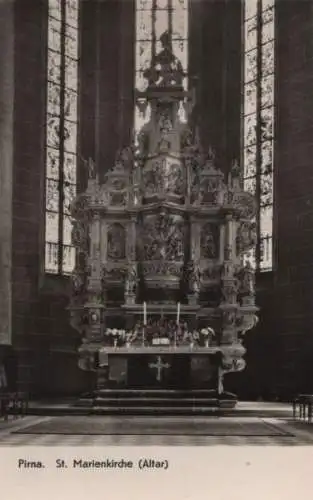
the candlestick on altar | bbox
[176,302,180,325]
[143,301,147,326]
[142,325,145,347]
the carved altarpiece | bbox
[69,34,259,400]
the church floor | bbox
[0,402,313,446]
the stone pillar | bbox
[126,216,137,262]
[189,0,242,170]
[89,213,101,282]
[86,213,103,342]
[79,0,135,181]
[190,218,200,262]
[225,214,234,261]
[0,0,14,349]
[219,225,225,263]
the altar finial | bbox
[208,146,215,162]
[228,158,241,187]
[81,156,97,180]
[143,30,185,88]
[231,158,241,177]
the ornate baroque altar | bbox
[69,32,258,401]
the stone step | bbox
[95,389,232,399]
[93,397,219,407]
[91,406,221,416]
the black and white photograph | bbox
[1,0,313,485]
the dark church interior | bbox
[0,0,313,418]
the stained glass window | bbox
[243,0,275,271]
[134,0,189,135]
[45,0,80,274]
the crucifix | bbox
[149,356,170,382]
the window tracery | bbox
[243,0,275,272]
[45,0,79,275]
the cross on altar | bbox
[149,356,170,382]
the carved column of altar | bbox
[100,220,108,305]
[188,218,201,305]
[86,213,103,342]
[219,224,225,263]
[125,216,137,307]
[126,216,137,262]
[225,214,234,259]
[220,214,238,345]
[190,218,200,263]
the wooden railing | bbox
[293,394,313,423]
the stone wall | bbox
[9,0,135,397]
[0,0,14,348]
[189,0,242,170]
[272,0,313,396]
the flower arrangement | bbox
[200,327,215,347]
[104,329,137,346]
[200,327,215,337]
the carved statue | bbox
[166,164,184,195]
[187,261,201,294]
[71,269,85,294]
[81,156,97,180]
[107,224,126,260]
[201,224,218,259]
[125,265,138,295]
[158,111,173,151]
[142,213,184,262]
[115,145,134,171]
[228,159,241,188]
[143,31,185,88]
[221,281,238,304]
[240,261,255,295]
[236,221,257,254]
[222,310,237,328]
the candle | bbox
[143,302,147,326]
[176,302,180,325]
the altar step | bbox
[84,388,236,415]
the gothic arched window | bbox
[243,0,275,272]
[45,0,80,275]
[134,0,189,135]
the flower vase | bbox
[205,339,209,348]
[126,342,130,348]
[114,339,117,349]
[190,341,194,349]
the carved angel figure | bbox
[125,265,138,295]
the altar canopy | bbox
[69,30,258,395]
